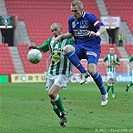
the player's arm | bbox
[102,56,110,68]
[96,26,106,35]
[128,62,133,67]
[28,44,40,50]
[87,14,106,37]
[113,56,120,66]
[115,61,120,66]
[102,61,110,68]
[88,25,106,37]
[54,32,73,44]
[28,39,50,53]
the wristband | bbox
[96,31,100,36]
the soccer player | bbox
[28,22,75,128]
[102,47,120,98]
[126,55,133,92]
[54,0,108,106]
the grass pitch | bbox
[0,82,132,133]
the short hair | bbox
[71,0,83,10]
[50,22,62,30]
[110,47,114,50]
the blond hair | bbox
[71,0,83,10]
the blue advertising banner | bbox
[116,74,132,82]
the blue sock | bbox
[66,52,86,73]
[92,72,106,95]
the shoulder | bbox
[68,16,75,22]
[104,54,108,59]
[84,12,97,19]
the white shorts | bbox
[45,74,70,91]
[107,72,115,80]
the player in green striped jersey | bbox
[103,47,120,98]
[126,55,133,92]
[28,22,75,128]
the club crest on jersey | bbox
[86,51,97,57]
[80,20,89,28]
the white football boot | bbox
[101,93,108,107]
[80,72,90,84]
[112,94,116,99]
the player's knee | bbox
[88,70,96,76]
[63,45,75,54]
[48,91,55,100]
[88,65,96,75]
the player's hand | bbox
[88,31,97,37]
[107,65,111,68]
[28,44,38,49]
[88,31,100,37]
[54,35,62,44]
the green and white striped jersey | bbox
[103,54,120,73]
[129,55,133,64]
[129,55,133,72]
[39,37,75,76]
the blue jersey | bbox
[68,12,104,49]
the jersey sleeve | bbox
[129,55,133,62]
[68,17,74,35]
[116,55,120,62]
[87,14,104,29]
[103,55,108,62]
[39,38,51,53]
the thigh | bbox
[46,78,54,91]
[54,75,70,89]
[86,47,100,65]
[107,72,115,81]
[72,44,87,59]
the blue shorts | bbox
[72,43,101,65]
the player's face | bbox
[50,25,61,38]
[110,49,114,54]
[71,5,83,19]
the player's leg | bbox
[126,81,133,92]
[63,45,89,84]
[107,77,111,93]
[48,75,69,127]
[46,78,61,118]
[110,78,116,98]
[87,54,108,106]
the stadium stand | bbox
[2,0,131,75]
[100,43,122,58]
[5,0,102,73]
[104,0,133,33]
[5,0,101,44]
[17,44,49,73]
[125,44,133,57]
[0,43,16,74]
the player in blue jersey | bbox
[54,0,108,106]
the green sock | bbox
[107,85,110,92]
[53,105,60,118]
[111,86,114,94]
[128,82,133,87]
[131,82,133,86]
[54,95,66,112]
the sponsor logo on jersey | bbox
[86,51,97,57]
[52,53,60,63]
[73,29,88,36]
